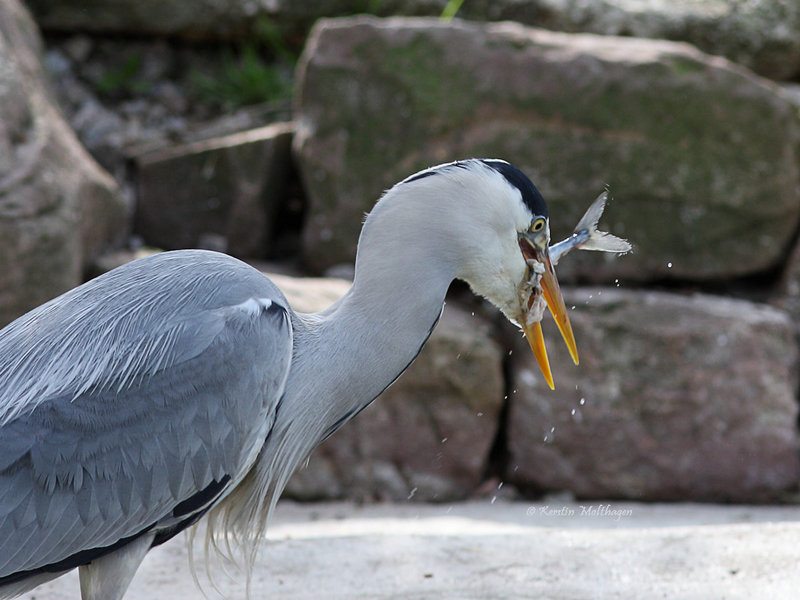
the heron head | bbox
[372,159,578,389]
[464,159,578,390]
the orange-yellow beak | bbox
[519,245,579,390]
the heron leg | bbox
[78,532,155,600]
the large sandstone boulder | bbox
[269,273,505,502]
[463,0,800,81]
[505,288,800,502]
[294,17,800,283]
[133,122,294,258]
[0,0,126,326]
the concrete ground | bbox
[21,499,800,599]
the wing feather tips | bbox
[0,525,156,589]
[171,476,231,519]
[0,473,231,587]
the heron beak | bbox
[519,243,579,390]
[521,319,555,389]
[539,250,579,365]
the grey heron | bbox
[0,159,620,599]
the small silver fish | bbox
[549,190,632,265]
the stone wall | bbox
[290,15,800,502]
[7,0,800,503]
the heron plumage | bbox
[0,251,292,594]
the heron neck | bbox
[257,230,457,507]
[294,253,454,440]
[252,174,475,515]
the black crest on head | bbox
[401,159,548,219]
[481,160,548,218]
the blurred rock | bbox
[462,0,800,81]
[61,33,91,61]
[89,247,161,278]
[264,272,352,314]
[271,272,505,501]
[25,0,268,38]
[133,121,294,258]
[22,0,440,39]
[294,16,800,283]
[0,0,126,326]
[772,236,800,327]
[71,97,128,170]
[42,33,291,195]
[505,288,800,502]
[26,1,800,81]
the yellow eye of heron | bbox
[531,218,545,232]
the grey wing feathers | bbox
[0,250,274,425]
[0,250,293,580]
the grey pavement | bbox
[22,500,800,599]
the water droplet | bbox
[477,412,483,417]
[579,397,586,405]
[441,437,448,444]
[519,369,537,387]
[667,262,673,268]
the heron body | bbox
[0,159,588,599]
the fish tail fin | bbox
[580,231,633,253]
[576,189,632,254]
[574,190,608,233]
